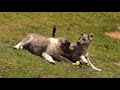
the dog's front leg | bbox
[85,55,101,71]
[54,55,75,65]
[80,55,89,64]
[42,52,56,64]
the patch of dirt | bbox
[113,62,120,66]
[104,32,120,39]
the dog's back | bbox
[22,33,68,57]
[25,34,50,56]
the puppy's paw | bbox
[14,46,19,49]
[49,61,56,64]
[72,63,76,65]
[93,68,101,72]
[97,69,101,72]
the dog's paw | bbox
[49,61,56,64]
[14,45,23,50]
[14,46,19,49]
[97,69,101,72]
[72,63,76,65]
[94,68,101,72]
[72,63,79,66]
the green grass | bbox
[0,12,120,78]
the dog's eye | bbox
[83,38,86,41]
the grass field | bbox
[0,12,120,78]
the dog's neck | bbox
[71,43,90,56]
[78,43,89,54]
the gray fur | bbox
[52,26,101,71]
[24,34,50,56]
[14,33,73,64]
[62,33,101,71]
[53,30,101,71]
[65,33,93,62]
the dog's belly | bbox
[27,43,48,56]
[26,36,50,56]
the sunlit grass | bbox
[0,12,120,78]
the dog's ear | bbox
[59,38,71,48]
[80,33,84,37]
[64,38,70,46]
[79,33,84,39]
[66,41,70,47]
[63,38,71,47]
[88,33,94,40]
[89,33,94,37]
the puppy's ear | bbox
[89,33,94,40]
[89,33,94,37]
[66,41,70,47]
[79,33,84,39]
[64,38,70,46]
[58,38,68,43]
[64,38,71,47]
[80,33,84,36]
[77,42,80,46]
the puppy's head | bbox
[77,33,94,46]
[58,37,71,52]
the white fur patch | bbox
[46,38,61,56]
[42,52,56,63]
[49,38,59,44]
[14,43,22,49]
[80,55,88,64]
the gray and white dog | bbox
[52,26,101,71]
[14,33,74,64]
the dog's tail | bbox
[52,25,56,38]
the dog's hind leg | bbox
[14,42,24,49]
[42,52,56,64]
[14,34,33,49]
